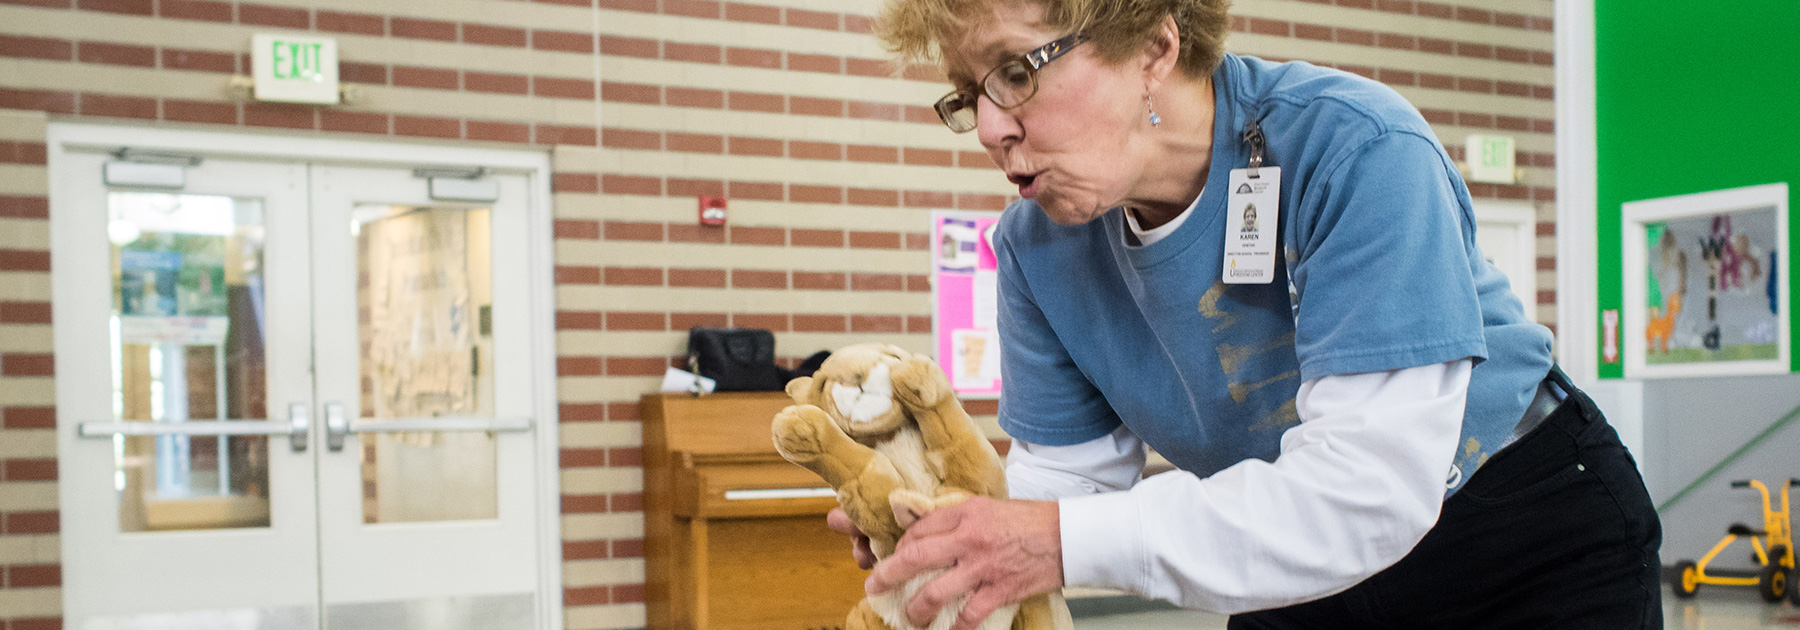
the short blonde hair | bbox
[876,0,1233,79]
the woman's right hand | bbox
[828,507,877,570]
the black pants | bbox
[1230,370,1663,629]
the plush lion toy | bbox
[771,343,1071,630]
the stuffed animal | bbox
[771,343,1072,630]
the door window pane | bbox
[109,192,271,532]
[354,205,497,524]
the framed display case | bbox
[1621,182,1789,378]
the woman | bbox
[838,0,1663,629]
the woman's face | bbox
[943,3,1147,226]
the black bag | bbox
[686,328,785,392]
[790,349,831,380]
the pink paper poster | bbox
[932,212,1003,398]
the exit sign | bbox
[252,34,339,104]
[1464,134,1517,185]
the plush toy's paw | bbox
[846,599,888,630]
[771,404,839,463]
[889,355,952,409]
[889,489,972,529]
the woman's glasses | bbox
[934,32,1088,133]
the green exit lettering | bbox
[1478,137,1510,168]
[271,40,323,81]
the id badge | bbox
[1223,166,1280,284]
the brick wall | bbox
[0,109,59,630]
[0,0,1555,628]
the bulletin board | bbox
[1593,0,1800,377]
[931,211,1004,399]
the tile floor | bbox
[1069,585,1800,629]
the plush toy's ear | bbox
[784,376,815,404]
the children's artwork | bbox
[1623,183,1789,377]
[938,219,980,273]
[932,211,1004,398]
[950,328,1001,390]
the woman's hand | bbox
[864,497,1063,630]
[827,507,877,570]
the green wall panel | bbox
[1594,0,1800,377]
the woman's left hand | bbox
[864,496,1064,630]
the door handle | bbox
[325,402,348,452]
[78,401,313,454]
[288,402,309,453]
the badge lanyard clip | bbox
[1242,121,1267,179]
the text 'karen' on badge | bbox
[1223,166,1280,284]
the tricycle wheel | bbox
[1789,563,1800,606]
[1673,560,1700,598]
[1757,562,1786,603]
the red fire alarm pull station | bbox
[699,196,728,226]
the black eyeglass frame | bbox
[934,32,1089,133]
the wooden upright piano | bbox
[642,392,867,630]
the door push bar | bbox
[323,402,532,452]
[78,402,312,453]
[78,403,530,454]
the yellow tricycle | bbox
[1671,478,1799,604]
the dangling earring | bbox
[1147,94,1162,127]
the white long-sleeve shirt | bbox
[1006,359,1472,614]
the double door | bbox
[50,128,551,630]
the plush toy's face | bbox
[786,343,914,438]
